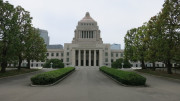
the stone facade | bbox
[31,12,124,68]
[64,12,117,67]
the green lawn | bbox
[0,68,39,78]
[136,69,180,80]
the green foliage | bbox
[43,59,64,68]
[0,1,17,72]
[24,28,47,69]
[124,0,180,73]
[124,25,148,69]
[111,58,132,68]
[100,66,146,86]
[31,67,75,85]
[0,1,47,72]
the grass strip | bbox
[136,69,180,80]
[0,68,39,78]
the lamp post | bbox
[50,62,53,69]
[122,62,124,69]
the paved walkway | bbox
[0,67,180,101]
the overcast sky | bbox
[6,0,165,49]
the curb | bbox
[0,69,41,80]
[100,70,148,87]
[30,70,75,87]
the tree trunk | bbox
[152,62,156,71]
[166,60,172,74]
[27,59,31,69]
[1,61,7,73]
[141,60,146,69]
[1,43,8,73]
[18,55,22,70]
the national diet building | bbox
[28,12,166,68]
[33,12,124,68]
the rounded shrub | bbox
[43,59,64,68]
[111,58,132,69]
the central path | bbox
[0,67,180,101]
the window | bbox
[67,48,69,50]
[111,59,114,63]
[41,64,43,67]
[56,53,59,57]
[31,64,33,67]
[61,59,63,62]
[67,52,69,56]
[36,64,38,67]
[116,53,118,57]
[105,48,108,50]
[105,52,108,56]
[51,53,54,56]
[121,53,123,57]
[111,53,113,57]
[46,53,49,56]
[61,53,64,57]
[105,58,108,62]
[66,58,69,62]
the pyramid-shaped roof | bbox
[79,12,96,23]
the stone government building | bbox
[28,12,168,68]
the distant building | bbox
[39,29,49,45]
[111,44,121,50]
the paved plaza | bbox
[0,67,180,101]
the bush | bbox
[31,67,75,85]
[43,59,64,68]
[111,58,132,69]
[100,66,146,86]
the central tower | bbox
[64,12,111,67]
[72,12,103,44]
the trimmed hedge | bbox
[31,67,75,85]
[100,66,146,86]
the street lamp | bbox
[122,62,124,69]
[50,62,53,69]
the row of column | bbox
[79,31,95,39]
[77,50,98,66]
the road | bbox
[0,67,180,101]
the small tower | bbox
[72,12,103,44]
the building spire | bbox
[86,12,90,17]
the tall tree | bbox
[14,6,32,70]
[0,1,17,72]
[124,28,138,62]
[124,24,148,69]
[134,24,148,69]
[145,15,161,71]
[158,0,180,74]
[24,28,47,69]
